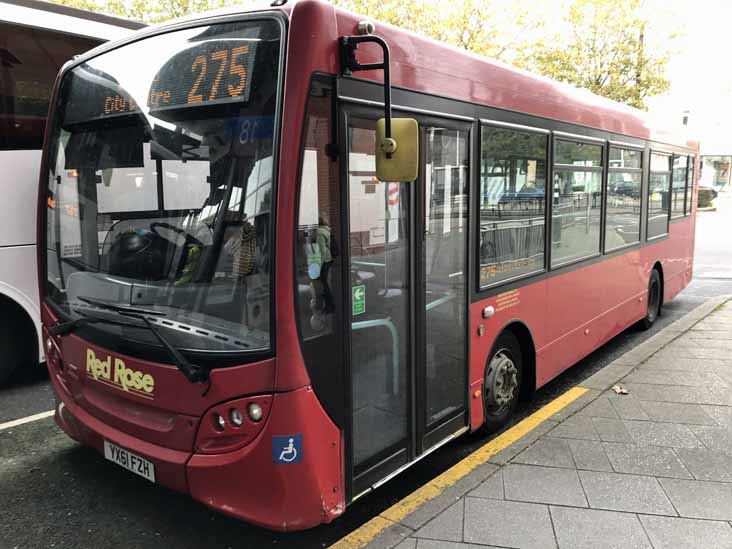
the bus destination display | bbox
[147,38,258,111]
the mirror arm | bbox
[340,35,393,158]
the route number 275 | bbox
[187,45,249,104]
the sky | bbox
[639,0,732,150]
[506,0,732,147]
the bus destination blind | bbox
[147,39,259,111]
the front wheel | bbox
[641,269,662,330]
[482,331,523,434]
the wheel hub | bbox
[485,351,518,409]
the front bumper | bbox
[51,375,344,531]
[54,386,191,493]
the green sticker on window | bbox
[352,285,366,316]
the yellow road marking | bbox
[330,386,588,549]
[0,410,55,431]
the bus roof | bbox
[55,0,697,151]
[1,0,145,41]
[324,2,698,150]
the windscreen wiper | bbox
[49,299,167,336]
[77,297,166,317]
[49,313,132,336]
[51,297,210,384]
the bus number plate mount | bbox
[103,440,156,483]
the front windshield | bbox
[44,19,281,357]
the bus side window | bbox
[295,81,340,338]
[479,125,548,287]
[647,153,672,239]
[671,154,688,218]
[605,147,642,252]
[294,77,345,427]
[552,139,604,266]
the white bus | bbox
[0,0,144,382]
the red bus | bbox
[39,0,698,531]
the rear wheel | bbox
[641,269,662,330]
[483,331,523,434]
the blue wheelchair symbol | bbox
[272,434,302,464]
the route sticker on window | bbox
[273,434,302,464]
[352,285,366,316]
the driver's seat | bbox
[101,218,209,281]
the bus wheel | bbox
[483,331,522,433]
[641,269,662,330]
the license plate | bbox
[103,440,156,483]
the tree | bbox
[52,0,107,11]
[332,0,543,65]
[526,0,673,109]
[108,0,232,23]
[50,0,674,109]
[51,0,235,23]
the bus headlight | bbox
[247,403,263,422]
[229,408,243,427]
[196,395,272,454]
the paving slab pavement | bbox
[363,295,732,549]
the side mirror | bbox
[375,118,419,182]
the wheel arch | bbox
[652,261,665,305]
[0,285,42,365]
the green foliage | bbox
[336,0,674,110]
[52,0,101,11]
[332,0,543,65]
[114,0,230,23]
[526,0,673,109]
[52,0,235,24]
[50,0,675,109]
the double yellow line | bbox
[331,386,588,548]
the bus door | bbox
[343,109,470,496]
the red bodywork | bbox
[39,0,698,530]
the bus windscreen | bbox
[44,19,281,361]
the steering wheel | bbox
[150,222,205,247]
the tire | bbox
[641,269,662,330]
[0,313,23,385]
[482,331,523,434]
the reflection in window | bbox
[609,147,641,169]
[552,140,603,266]
[555,140,603,166]
[162,160,211,210]
[671,155,688,217]
[479,126,547,286]
[605,147,642,251]
[347,120,410,468]
[295,85,340,340]
[424,127,468,426]
[95,142,159,213]
[648,153,671,239]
